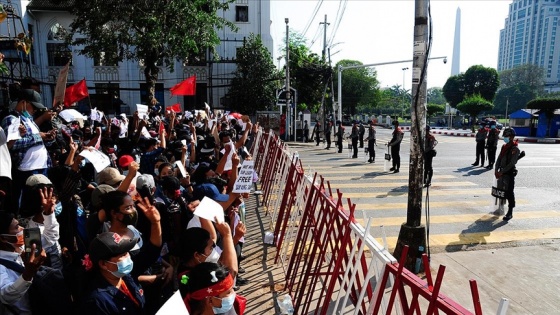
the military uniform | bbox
[486,124,500,169]
[472,126,488,166]
[388,124,404,173]
[495,131,520,221]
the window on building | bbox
[47,23,71,66]
[236,6,248,22]
[94,51,119,66]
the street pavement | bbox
[250,130,559,314]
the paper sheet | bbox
[193,197,225,222]
[232,160,254,193]
[156,291,189,315]
[7,118,21,141]
[136,104,148,119]
[175,161,187,178]
[79,149,111,173]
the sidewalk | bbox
[401,126,560,143]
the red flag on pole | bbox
[170,76,196,96]
[166,103,181,113]
[64,79,89,107]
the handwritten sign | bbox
[156,291,189,315]
[136,104,148,119]
[79,148,111,173]
[232,160,254,193]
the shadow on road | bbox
[454,166,492,177]
[445,211,508,252]
[374,185,408,198]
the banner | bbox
[170,76,196,96]
[53,62,69,107]
[64,79,89,107]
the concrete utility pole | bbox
[319,15,330,129]
[320,15,330,62]
[394,0,428,272]
[285,18,291,141]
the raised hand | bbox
[39,186,55,215]
[137,197,161,224]
[214,217,232,238]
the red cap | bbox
[118,155,134,168]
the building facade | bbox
[498,0,560,89]
[0,0,273,113]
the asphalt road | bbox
[290,128,560,253]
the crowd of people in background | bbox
[0,81,259,314]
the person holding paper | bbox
[1,89,52,215]
[0,126,12,212]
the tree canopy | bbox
[442,75,465,108]
[228,34,278,114]
[426,103,445,117]
[499,64,544,91]
[457,94,494,124]
[427,87,446,105]
[334,59,379,116]
[69,0,236,105]
[443,65,499,108]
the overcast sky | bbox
[270,0,511,90]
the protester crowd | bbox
[0,83,259,314]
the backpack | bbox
[0,259,73,315]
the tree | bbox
[228,34,278,114]
[442,75,465,107]
[69,0,236,106]
[527,98,560,137]
[427,87,446,105]
[334,59,379,116]
[443,65,500,109]
[457,94,494,131]
[492,84,537,115]
[463,65,500,102]
[499,64,544,91]
[426,103,445,117]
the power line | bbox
[328,0,348,48]
[302,0,324,37]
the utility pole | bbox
[394,0,428,272]
[320,15,329,62]
[319,15,330,131]
[505,96,509,127]
[285,18,291,141]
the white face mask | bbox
[202,247,222,263]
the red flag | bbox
[170,76,196,96]
[64,79,89,107]
[166,103,181,113]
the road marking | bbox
[356,209,554,225]
[353,199,528,210]
[377,228,560,249]
[341,188,490,198]
[324,181,476,188]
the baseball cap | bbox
[118,155,135,168]
[26,174,52,186]
[193,183,229,202]
[98,167,126,186]
[88,232,137,264]
[19,89,46,110]
[136,174,156,190]
[91,184,115,210]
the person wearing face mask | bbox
[1,89,53,216]
[81,232,145,315]
[0,210,47,314]
[494,128,522,221]
[485,121,500,170]
[139,128,167,176]
[184,263,246,315]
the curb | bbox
[401,127,560,143]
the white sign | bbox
[59,109,86,123]
[412,67,422,85]
[79,148,111,173]
[90,108,104,122]
[174,161,187,178]
[156,291,189,315]
[223,141,235,171]
[413,41,426,56]
[232,160,254,193]
[194,197,225,222]
[136,104,148,119]
[7,118,21,141]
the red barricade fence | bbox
[250,128,509,314]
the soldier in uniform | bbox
[366,123,376,163]
[358,121,365,148]
[313,121,321,146]
[485,121,500,169]
[424,125,438,187]
[324,121,332,149]
[350,121,359,158]
[387,120,404,173]
[495,128,521,221]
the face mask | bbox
[504,137,510,144]
[491,125,496,129]
[105,256,134,278]
[154,169,160,176]
[22,110,32,119]
[1,230,24,246]
[119,209,138,226]
[123,170,129,176]
[213,292,236,314]
[54,202,63,216]
[201,247,221,263]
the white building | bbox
[497,0,560,90]
[0,0,273,113]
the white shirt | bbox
[18,116,48,171]
[0,250,33,314]
[26,212,62,254]
[0,126,11,179]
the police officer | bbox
[313,121,321,146]
[336,120,344,153]
[350,120,359,158]
[472,123,488,167]
[387,120,404,173]
[495,128,520,221]
[358,121,365,148]
[485,121,499,169]
[324,120,332,149]
[424,125,438,187]
[366,123,376,163]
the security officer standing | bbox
[485,121,499,169]
[324,120,332,149]
[313,120,321,146]
[472,123,488,167]
[366,123,376,163]
[336,120,344,153]
[350,120,359,158]
[495,128,521,221]
[387,120,404,173]
[424,125,438,187]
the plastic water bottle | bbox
[294,151,299,160]
[279,294,294,314]
[415,245,425,273]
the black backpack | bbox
[0,258,73,315]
